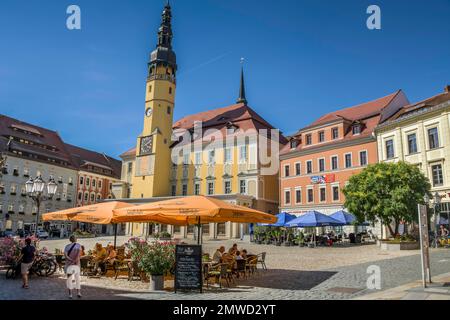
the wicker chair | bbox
[206,263,229,288]
[128,260,142,281]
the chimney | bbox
[445,85,450,93]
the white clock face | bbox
[145,108,153,117]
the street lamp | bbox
[25,175,58,233]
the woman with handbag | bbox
[64,235,82,299]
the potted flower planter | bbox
[149,275,164,291]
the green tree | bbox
[343,161,431,238]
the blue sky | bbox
[0,0,449,158]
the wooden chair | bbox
[256,252,267,270]
[235,259,247,279]
[245,256,258,277]
[80,257,95,276]
[206,263,229,288]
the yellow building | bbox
[376,86,450,234]
[113,2,287,239]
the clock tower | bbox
[131,2,177,198]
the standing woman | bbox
[64,235,82,299]
[19,237,36,289]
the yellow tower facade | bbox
[131,3,177,199]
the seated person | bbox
[92,243,108,274]
[240,249,248,260]
[230,243,238,254]
[222,248,236,264]
[235,251,243,260]
[212,246,225,264]
[105,244,117,265]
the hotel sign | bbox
[311,174,335,184]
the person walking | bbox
[64,235,82,299]
[19,237,36,289]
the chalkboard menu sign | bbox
[175,245,203,293]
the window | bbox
[295,188,301,204]
[217,223,226,235]
[148,85,152,93]
[318,131,325,143]
[385,140,395,159]
[284,165,290,177]
[345,153,352,168]
[86,178,90,187]
[171,185,176,196]
[428,128,440,149]
[224,181,232,194]
[167,106,171,115]
[183,153,190,165]
[295,163,301,176]
[92,179,96,188]
[195,152,202,165]
[331,156,338,170]
[207,182,214,195]
[284,189,291,205]
[306,134,312,145]
[194,183,200,195]
[208,150,216,164]
[320,188,326,202]
[407,133,418,154]
[224,148,232,163]
[318,158,325,172]
[432,164,444,187]
[290,140,297,149]
[84,192,88,201]
[79,177,84,185]
[352,124,361,135]
[127,162,133,173]
[98,180,102,189]
[97,194,101,201]
[307,189,314,203]
[90,193,95,202]
[306,161,313,174]
[78,192,82,201]
[169,87,172,95]
[239,145,247,162]
[182,184,188,196]
[359,151,368,166]
[239,180,246,194]
[332,128,339,140]
[332,186,340,201]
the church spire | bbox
[237,63,247,105]
[157,0,173,49]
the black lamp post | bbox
[433,192,442,248]
[25,175,58,233]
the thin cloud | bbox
[177,51,232,78]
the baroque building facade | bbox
[113,3,286,239]
[0,115,122,234]
[279,91,410,237]
[376,86,450,230]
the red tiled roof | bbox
[121,103,287,157]
[305,91,402,129]
[391,90,450,120]
[281,90,409,155]
[0,114,74,165]
[64,143,122,179]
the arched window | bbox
[167,106,171,115]
[169,87,172,95]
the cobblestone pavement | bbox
[1,236,449,300]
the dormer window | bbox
[352,123,361,135]
[306,134,312,146]
[318,131,325,143]
[290,139,298,149]
[332,127,339,140]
